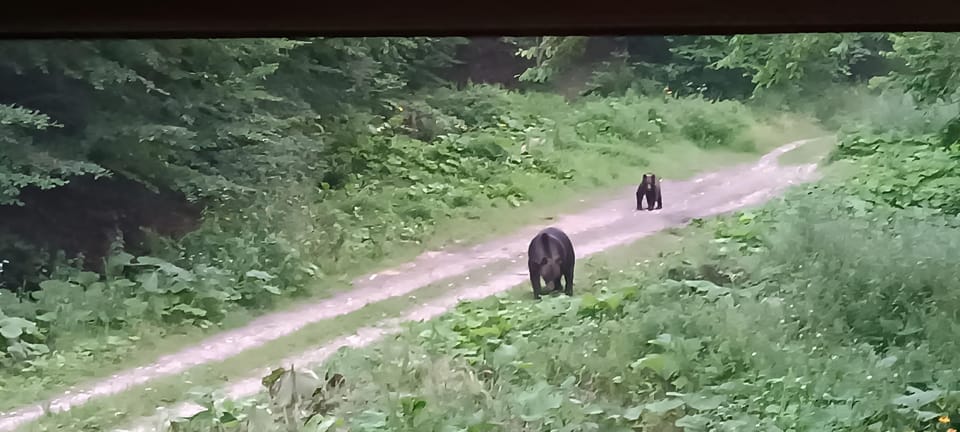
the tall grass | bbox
[162,184,960,432]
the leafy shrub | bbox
[168,232,960,432]
[0,79,773,399]
[829,126,960,215]
[161,157,960,431]
[740,193,960,347]
[671,97,756,151]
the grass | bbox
[419,116,827,249]
[21,223,711,432]
[0,113,824,418]
[488,224,712,304]
[19,284,436,431]
[41,90,960,432]
[163,185,960,431]
[20,275,459,431]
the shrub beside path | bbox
[0,137,828,432]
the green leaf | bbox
[684,394,726,411]
[684,280,731,300]
[645,398,685,414]
[623,405,643,421]
[0,317,36,339]
[35,312,58,323]
[245,270,276,281]
[140,271,160,293]
[1,322,24,339]
[517,382,563,421]
[876,355,898,368]
[399,396,428,417]
[123,298,149,317]
[675,414,711,431]
[307,416,339,432]
[892,389,942,410]
[630,353,679,380]
[492,343,519,367]
[170,304,207,317]
[37,279,74,292]
[71,272,101,285]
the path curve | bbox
[0,137,827,431]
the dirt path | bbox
[0,137,826,432]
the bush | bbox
[163,146,960,431]
[169,201,960,431]
[0,82,770,393]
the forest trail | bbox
[0,137,828,432]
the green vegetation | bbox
[114,32,960,432]
[0,35,821,414]
[23,229,702,431]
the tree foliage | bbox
[508,34,885,101]
[882,32,960,103]
[510,35,752,99]
[0,38,470,205]
[714,33,878,95]
[514,36,590,83]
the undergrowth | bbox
[0,84,789,409]
[164,188,960,432]
[159,92,960,432]
[11,32,960,432]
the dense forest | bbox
[3,33,960,431]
